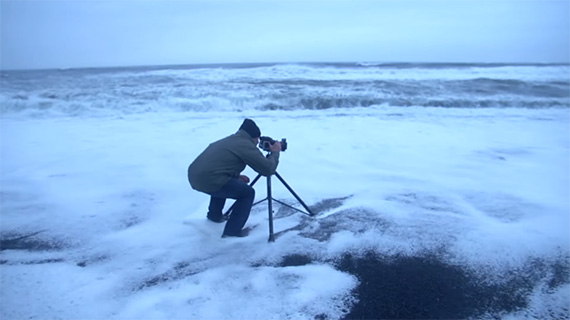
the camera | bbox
[259,136,287,152]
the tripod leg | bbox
[224,174,263,216]
[267,175,275,242]
[274,172,315,216]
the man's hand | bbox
[239,175,250,183]
[270,141,282,152]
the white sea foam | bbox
[1,105,568,319]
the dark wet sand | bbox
[281,252,569,319]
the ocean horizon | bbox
[1,61,569,118]
[3,60,570,71]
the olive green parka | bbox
[188,129,279,193]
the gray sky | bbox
[1,0,569,70]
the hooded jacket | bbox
[188,129,280,193]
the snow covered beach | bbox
[1,63,569,319]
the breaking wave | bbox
[1,63,568,117]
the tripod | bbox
[224,171,315,242]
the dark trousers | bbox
[207,178,255,235]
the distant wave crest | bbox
[1,63,568,117]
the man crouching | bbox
[188,119,282,238]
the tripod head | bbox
[259,136,287,152]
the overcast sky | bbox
[1,0,569,70]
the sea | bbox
[1,62,569,117]
[1,62,569,320]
